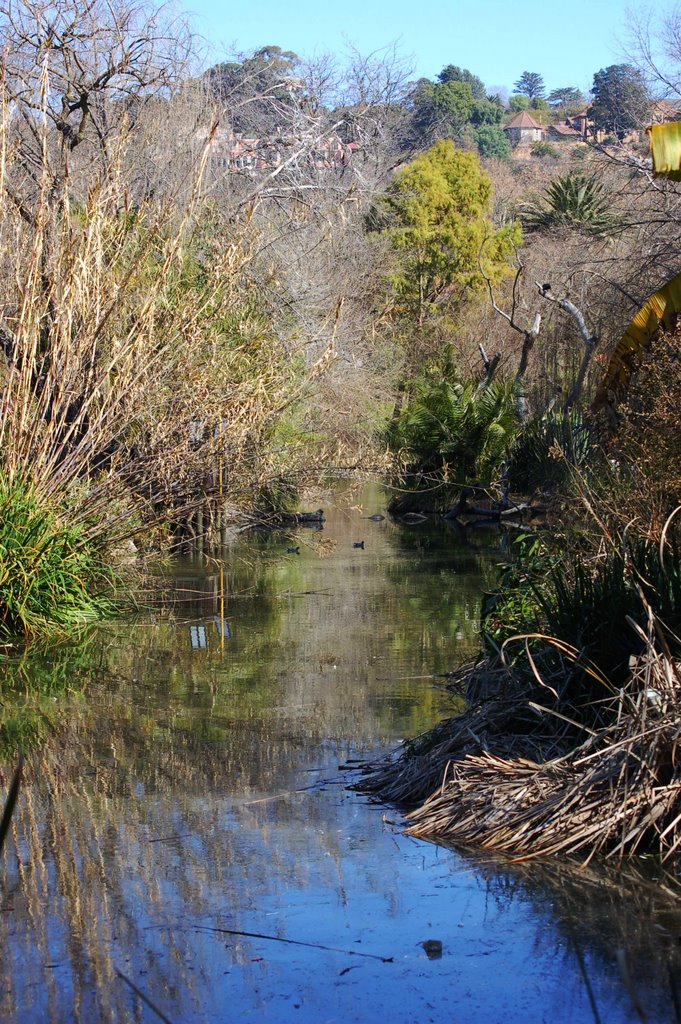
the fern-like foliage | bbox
[390,371,520,485]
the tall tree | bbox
[374,140,520,325]
[206,46,302,133]
[590,64,650,140]
[513,72,545,100]
[437,65,486,100]
[547,86,584,110]
[408,78,474,144]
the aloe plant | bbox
[522,172,619,234]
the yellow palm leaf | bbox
[593,271,681,410]
[650,122,681,180]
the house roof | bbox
[548,122,582,137]
[504,110,542,130]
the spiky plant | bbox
[521,172,619,234]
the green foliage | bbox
[513,72,545,100]
[469,98,504,127]
[409,78,474,141]
[474,124,511,159]
[509,409,597,493]
[547,86,584,111]
[590,64,649,139]
[376,140,521,322]
[389,363,521,486]
[205,46,301,132]
[509,94,530,112]
[0,478,115,640]
[530,97,549,115]
[482,531,681,714]
[530,140,559,159]
[437,65,487,99]
[521,172,619,234]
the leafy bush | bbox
[530,141,559,159]
[390,367,521,487]
[0,478,114,640]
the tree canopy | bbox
[376,140,520,323]
[513,72,545,100]
[437,65,487,100]
[590,64,649,139]
[548,86,584,110]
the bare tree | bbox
[1,0,195,212]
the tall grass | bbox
[0,478,114,638]
[0,62,325,633]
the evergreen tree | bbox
[590,64,649,140]
[513,71,545,100]
[437,65,487,100]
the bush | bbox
[389,366,520,488]
[482,530,681,719]
[530,141,559,159]
[509,408,597,493]
[0,478,114,640]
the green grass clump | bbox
[0,477,115,640]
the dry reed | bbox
[356,614,681,863]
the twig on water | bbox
[115,968,175,1024]
[192,925,394,962]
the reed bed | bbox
[356,619,681,862]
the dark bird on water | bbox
[353,541,365,549]
[298,508,325,523]
[363,514,385,521]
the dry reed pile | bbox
[357,620,681,863]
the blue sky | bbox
[183,0,640,97]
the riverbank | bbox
[355,514,681,862]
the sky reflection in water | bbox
[1,484,680,1023]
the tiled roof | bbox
[548,122,581,136]
[504,110,542,130]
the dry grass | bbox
[356,616,681,863]
[0,63,328,554]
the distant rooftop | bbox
[504,110,543,130]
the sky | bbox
[182,0,641,98]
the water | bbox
[1,483,680,1023]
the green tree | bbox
[509,94,531,112]
[474,124,511,158]
[548,86,584,110]
[437,65,487,100]
[206,45,301,133]
[409,78,474,142]
[513,71,545,100]
[590,64,649,140]
[376,140,520,324]
[470,97,504,126]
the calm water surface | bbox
[1,484,680,1023]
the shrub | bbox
[0,478,114,640]
[530,141,559,159]
[509,408,597,493]
[390,367,521,487]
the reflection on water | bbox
[1,483,680,1023]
